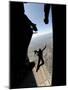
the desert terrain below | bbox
[28,32,53,86]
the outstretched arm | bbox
[42,45,46,52]
[44,4,50,24]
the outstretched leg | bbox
[38,57,44,68]
[36,58,40,72]
[41,57,44,65]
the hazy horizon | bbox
[32,30,52,38]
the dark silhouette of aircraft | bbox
[10,2,37,88]
[44,4,66,86]
[34,45,46,72]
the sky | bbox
[24,3,53,37]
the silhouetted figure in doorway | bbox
[24,14,38,65]
[34,45,46,72]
